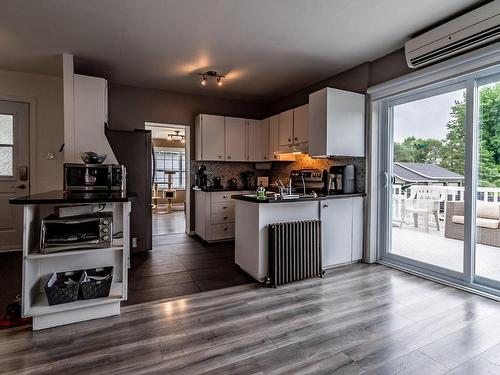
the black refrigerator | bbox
[106,127,152,253]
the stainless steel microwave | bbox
[64,163,126,192]
[40,213,113,253]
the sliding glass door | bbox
[384,84,467,277]
[475,77,500,286]
[380,68,500,294]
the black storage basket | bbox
[79,266,113,300]
[44,270,84,306]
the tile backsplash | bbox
[191,154,365,192]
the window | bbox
[154,149,186,189]
[0,114,14,177]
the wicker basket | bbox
[78,267,113,300]
[44,270,84,306]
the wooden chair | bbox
[400,186,444,232]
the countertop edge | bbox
[231,193,365,204]
[9,190,137,205]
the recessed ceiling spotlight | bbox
[198,70,225,87]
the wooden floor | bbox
[126,233,254,305]
[152,208,185,235]
[3,263,500,374]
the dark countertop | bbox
[231,192,365,203]
[193,187,254,192]
[9,190,137,205]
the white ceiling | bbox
[0,0,484,102]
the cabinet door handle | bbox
[294,137,298,141]
[224,227,228,231]
[288,138,291,142]
[227,156,231,159]
[223,194,227,198]
[323,203,328,208]
[223,216,227,220]
[263,156,267,160]
[223,206,227,209]
[218,155,222,159]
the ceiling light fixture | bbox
[198,70,225,87]
[167,130,185,143]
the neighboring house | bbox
[393,162,464,186]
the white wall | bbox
[0,69,64,193]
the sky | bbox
[393,89,465,143]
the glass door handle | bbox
[383,172,389,188]
[16,184,26,190]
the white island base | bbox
[234,195,364,283]
[234,199,320,282]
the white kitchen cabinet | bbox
[195,114,225,161]
[268,115,295,161]
[278,109,294,147]
[195,190,253,242]
[321,196,364,268]
[68,74,117,164]
[309,87,365,157]
[225,117,247,161]
[248,119,268,162]
[293,104,309,145]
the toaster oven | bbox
[40,213,113,253]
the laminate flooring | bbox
[3,263,500,374]
[126,233,254,305]
[152,209,185,235]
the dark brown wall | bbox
[265,48,411,115]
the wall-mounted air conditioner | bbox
[405,1,500,69]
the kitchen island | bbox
[232,193,364,282]
[10,190,135,330]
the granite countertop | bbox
[231,192,365,203]
[193,187,254,192]
[9,190,137,205]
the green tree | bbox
[394,137,444,164]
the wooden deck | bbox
[2,263,500,374]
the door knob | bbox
[16,184,26,190]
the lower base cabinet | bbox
[195,190,252,241]
[321,196,364,268]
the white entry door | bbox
[0,100,29,251]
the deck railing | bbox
[392,185,500,222]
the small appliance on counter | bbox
[328,165,356,194]
[64,163,126,192]
[40,212,113,253]
[290,169,324,194]
[241,171,255,190]
[228,177,238,190]
[212,176,222,190]
[194,165,208,188]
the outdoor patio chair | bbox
[445,201,500,247]
[399,186,443,232]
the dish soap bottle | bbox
[257,183,266,200]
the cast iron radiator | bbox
[267,220,322,287]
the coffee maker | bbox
[328,165,356,194]
[195,165,207,188]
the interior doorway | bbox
[145,123,189,236]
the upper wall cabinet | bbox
[308,87,365,158]
[67,74,117,164]
[248,119,268,162]
[195,114,225,161]
[268,116,295,161]
[225,117,247,161]
[278,109,294,147]
[293,104,308,145]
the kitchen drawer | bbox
[210,223,235,239]
[211,191,234,203]
[211,201,234,215]
[211,212,235,224]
